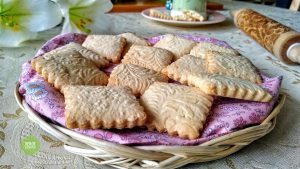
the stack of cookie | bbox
[30,33,272,140]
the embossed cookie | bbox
[141,82,213,139]
[53,42,109,68]
[203,51,262,84]
[163,55,271,102]
[190,42,239,58]
[154,34,196,60]
[119,33,150,55]
[122,45,174,72]
[189,74,272,102]
[108,64,168,95]
[82,35,126,63]
[64,85,146,129]
[31,50,108,92]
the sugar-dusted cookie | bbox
[53,42,109,68]
[122,45,174,72]
[154,34,196,60]
[190,42,239,58]
[141,82,213,139]
[31,50,108,92]
[189,74,272,102]
[119,33,150,55]
[64,85,146,129]
[82,35,126,63]
[203,51,262,84]
[108,64,168,95]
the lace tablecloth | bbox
[0,0,299,168]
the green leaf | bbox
[2,113,19,119]
[0,145,5,158]
[50,141,64,148]
[15,108,22,116]
[0,121,7,129]
[0,131,4,141]
[41,134,54,142]
[0,165,13,169]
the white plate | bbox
[141,7,226,26]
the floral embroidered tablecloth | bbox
[0,0,299,168]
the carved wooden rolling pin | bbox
[233,8,300,64]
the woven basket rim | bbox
[14,83,286,168]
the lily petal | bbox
[57,0,113,34]
[0,28,37,47]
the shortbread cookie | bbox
[190,42,239,58]
[64,85,146,129]
[189,74,272,102]
[122,45,174,72]
[163,55,271,102]
[82,35,126,63]
[108,64,168,95]
[149,9,173,20]
[141,82,213,139]
[203,51,262,84]
[31,50,108,92]
[154,34,196,60]
[163,54,262,84]
[119,33,150,55]
[54,42,109,68]
[162,55,208,84]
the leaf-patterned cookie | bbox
[163,55,271,102]
[31,50,108,92]
[141,82,213,139]
[190,42,239,58]
[64,85,146,129]
[82,35,126,63]
[118,33,150,56]
[154,34,196,60]
[108,64,169,95]
[54,42,109,68]
[122,45,174,72]
[203,51,262,84]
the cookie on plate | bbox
[64,85,146,129]
[122,45,174,72]
[141,82,213,139]
[154,34,196,60]
[119,33,150,55]
[51,42,109,68]
[82,35,126,63]
[31,50,108,92]
[190,42,239,58]
[108,64,168,95]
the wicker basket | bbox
[15,83,286,169]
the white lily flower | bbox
[0,0,63,47]
[56,0,113,34]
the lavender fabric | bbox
[19,33,282,145]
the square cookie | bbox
[141,82,213,139]
[82,35,126,63]
[108,64,169,95]
[31,50,108,92]
[190,42,239,58]
[122,45,174,72]
[119,33,150,55]
[154,34,196,60]
[51,42,109,68]
[64,85,146,129]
